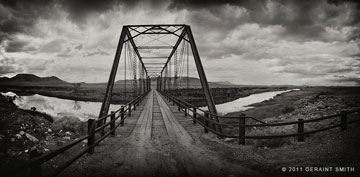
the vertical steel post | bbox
[184,25,221,133]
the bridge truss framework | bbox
[99,24,219,128]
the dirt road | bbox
[59,90,262,177]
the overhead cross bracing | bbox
[99,24,221,133]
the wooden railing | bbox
[4,91,150,177]
[159,90,360,145]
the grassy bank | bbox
[225,87,360,119]
[217,87,360,147]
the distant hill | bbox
[0,74,66,84]
[0,74,283,88]
[216,81,234,85]
[126,77,236,88]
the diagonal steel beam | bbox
[160,29,187,73]
[124,27,153,42]
[98,26,128,119]
[125,28,147,73]
[157,26,189,42]
[184,25,221,132]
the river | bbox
[1,92,121,122]
[2,89,299,121]
[200,89,300,115]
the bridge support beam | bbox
[184,25,221,133]
[98,26,128,122]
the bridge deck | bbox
[58,90,260,177]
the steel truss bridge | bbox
[4,24,360,177]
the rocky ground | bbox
[0,94,87,169]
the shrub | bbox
[23,110,54,122]
[52,117,87,135]
[281,106,295,114]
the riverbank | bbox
[202,86,360,176]
[225,87,360,120]
[220,86,360,146]
[0,94,87,168]
[0,84,292,106]
[166,86,293,107]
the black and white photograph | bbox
[0,0,360,177]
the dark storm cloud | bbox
[0,58,23,74]
[169,0,360,42]
[0,0,168,43]
[332,75,360,86]
[4,38,29,52]
[168,0,266,11]
[0,65,21,75]
[3,37,38,53]
[59,0,168,23]
[1,0,359,42]
[0,0,56,43]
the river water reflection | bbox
[1,92,121,122]
[2,89,299,121]
[200,89,299,115]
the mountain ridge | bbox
[0,74,66,83]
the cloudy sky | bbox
[0,0,359,86]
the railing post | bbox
[297,119,305,142]
[101,116,107,136]
[128,103,132,117]
[87,119,95,154]
[110,111,115,137]
[193,107,197,124]
[341,111,347,131]
[184,105,187,117]
[204,111,209,133]
[30,149,42,177]
[239,114,246,145]
[120,106,125,126]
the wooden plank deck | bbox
[59,89,259,177]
